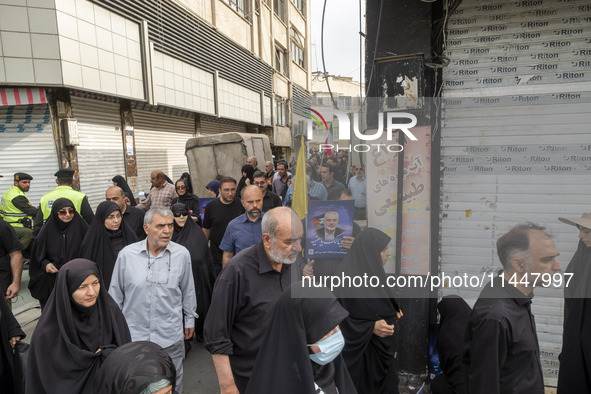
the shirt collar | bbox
[139,238,172,257]
[497,274,534,305]
[255,241,289,275]
[238,212,264,223]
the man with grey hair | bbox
[246,156,258,170]
[204,207,303,393]
[466,223,561,394]
[315,211,344,243]
[109,207,197,394]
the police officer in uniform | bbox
[0,172,37,251]
[33,169,94,234]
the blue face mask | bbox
[309,329,345,365]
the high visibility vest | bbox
[40,186,87,220]
[0,186,32,227]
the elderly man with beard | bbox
[204,207,303,394]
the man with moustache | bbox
[467,223,561,394]
[109,207,197,394]
[202,177,245,276]
[204,207,303,393]
[0,173,37,251]
[220,186,265,268]
[252,171,281,212]
[315,211,345,244]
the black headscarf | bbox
[206,180,220,197]
[246,284,355,394]
[111,175,136,207]
[80,201,138,290]
[26,259,131,394]
[93,341,176,394]
[28,198,89,304]
[171,179,202,227]
[171,203,214,337]
[181,172,194,195]
[557,240,591,393]
[1,297,25,394]
[336,228,401,394]
[433,296,471,394]
[236,164,255,199]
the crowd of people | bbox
[0,148,589,394]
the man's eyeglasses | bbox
[254,181,267,186]
[57,208,75,216]
[146,253,171,284]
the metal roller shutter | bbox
[440,0,591,386]
[199,115,247,135]
[133,109,196,195]
[71,96,126,211]
[0,104,59,205]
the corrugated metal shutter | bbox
[133,109,196,194]
[199,114,246,135]
[71,97,125,211]
[0,104,58,205]
[441,0,591,386]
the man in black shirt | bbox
[105,186,145,239]
[0,219,23,303]
[202,177,245,276]
[253,171,281,212]
[204,207,303,393]
[467,223,561,394]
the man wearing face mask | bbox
[204,207,303,394]
[245,284,356,394]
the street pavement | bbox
[12,270,220,394]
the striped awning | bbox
[0,88,47,106]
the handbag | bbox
[13,341,29,394]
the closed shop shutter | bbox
[0,104,59,205]
[133,109,196,195]
[200,114,247,135]
[440,0,591,386]
[71,96,125,210]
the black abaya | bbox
[336,228,401,394]
[80,201,138,290]
[246,284,356,394]
[27,259,131,394]
[93,341,176,394]
[431,296,471,394]
[557,240,591,393]
[236,164,255,199]
[171,203,214,338]
[0,297,25,394]
[171,179,202,227]
[111,175,136,207]
[28,198,89,307]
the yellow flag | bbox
[292,136,308,220]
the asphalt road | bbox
[12,270,221,394]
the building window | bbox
[275,98,288,126]
[291,0,304,14]
[275,45,288,76]
[274,0,286,22]
[290,27,305,68]
[225,0,250,20]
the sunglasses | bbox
[57,208,75,216]
[176,185,186,190]
[173,212,188,218]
